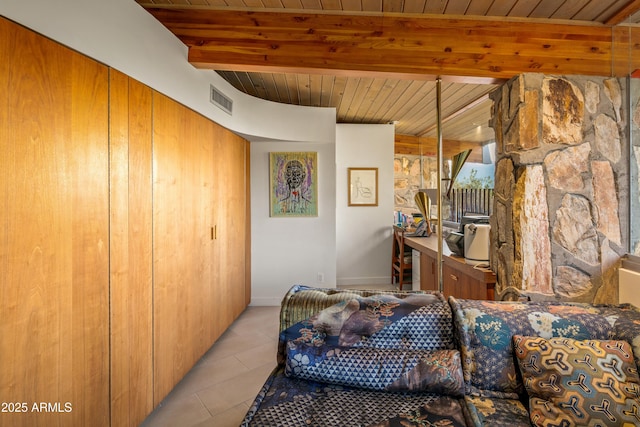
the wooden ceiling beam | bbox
[145,8,616,81]
[606,0,640,26]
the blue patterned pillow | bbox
[285,342,464,396]
[513,335,640,427]
[449,297,617,398]
[278,292,455,365]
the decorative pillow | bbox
[513,335,640,427]
[449,297,617,398]
[285,341,464,396]
[279,292,455,365]
[611,304,640,373]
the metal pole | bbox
[436,78,443,293]
[419,122,424,190]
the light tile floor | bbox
[140,306,281,427]
[140,285,396,427]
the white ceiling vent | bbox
[210,85,233,115]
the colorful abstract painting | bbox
[270,152,318,217]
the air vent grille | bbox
[210,85,233,115]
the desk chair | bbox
[391,225,412,290]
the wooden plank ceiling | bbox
[136,0,640,157]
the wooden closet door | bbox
[0,18,110,427]
[152,94,217,405]
[109,70,154,427]
[212,131,248,330]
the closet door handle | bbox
[211,226,217,240]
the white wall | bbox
[250,140,337,305]
[620,267,640,306]
[0,0,335,143]
[336,124,395,286]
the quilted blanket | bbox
[241,287,469,427]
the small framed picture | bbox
[348,167,378,206]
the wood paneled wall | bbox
[152,93,249,404]
[153,93,217,403]
[1,17,250,427]
[0,18,110,427]
[109,70,154,427]
[213,130,250,326]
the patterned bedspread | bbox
[241,288,470,427]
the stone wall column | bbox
[490,73,629,303]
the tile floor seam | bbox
[195,392,215,420]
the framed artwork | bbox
[269,152,318,217]
[348,167,378,206]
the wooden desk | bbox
[405,236,496,300]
